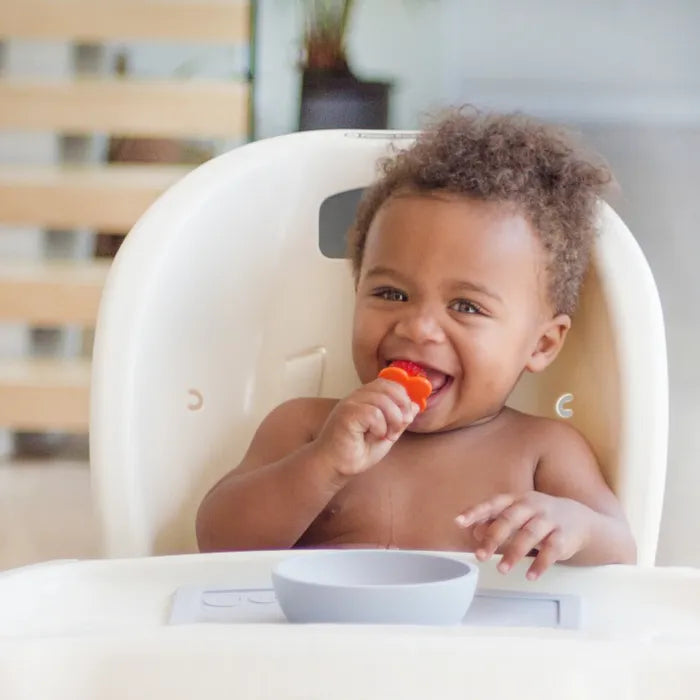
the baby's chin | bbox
[403,414,461,435]
[406,407,506,434]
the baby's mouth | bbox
[422,368,450,395]
[425,373,453,407]
[384,360,453,401]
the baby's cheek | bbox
[350,336,377,383]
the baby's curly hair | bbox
[348,109,613,316]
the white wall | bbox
[258,0,700,133]
[435,0,700,120]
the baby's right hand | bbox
[314,378,420,477]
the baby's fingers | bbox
[360,392,415,441]
[472,502,538,562]
[359,403,390,441]
[526,532,564,580]
[497,515,554,574]
[374,378,417,419]
[455,493,516,529]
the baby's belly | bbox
[295,464,533,552]
[295,512,482,552]
[297,541,398,550]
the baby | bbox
[196,110,636,579]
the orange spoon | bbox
[378,360,432,412]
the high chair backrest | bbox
[90,131,668,565]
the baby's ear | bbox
[525,314,571,373]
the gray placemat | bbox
[169,586,581,629]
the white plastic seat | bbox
[90,130,667,565]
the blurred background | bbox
[0,0,698,569]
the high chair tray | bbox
[169,585,581,629]
[2,552,699,641]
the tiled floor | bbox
[0,457,100,571]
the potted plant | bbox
[299,0,391,130]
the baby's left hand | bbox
[455,492,592,580]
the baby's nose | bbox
[394,309,446,343]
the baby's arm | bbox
[197,377,418,552]
[196,398,349,552]
[532,422,636,567]
[457,421,636,578]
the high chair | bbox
[90,130,668,565]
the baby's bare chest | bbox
[297,432,538,551]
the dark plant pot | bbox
[299,71,391,130]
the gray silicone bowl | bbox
[271,550,478,625]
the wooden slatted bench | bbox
[0,0,253,434]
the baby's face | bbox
[352,192,556,432]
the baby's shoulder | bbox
[501,407,588,451]
[262,396,338,440]
[239,397,339,472]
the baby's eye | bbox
[373,287,407,302]
[449,298,483,315]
